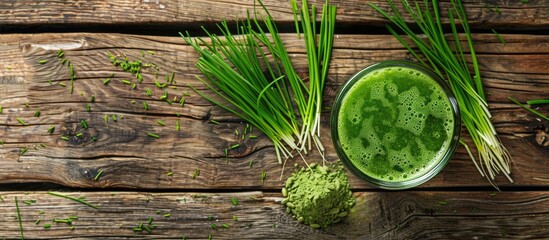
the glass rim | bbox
[330,60,461,190]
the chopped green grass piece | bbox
[192,169,200,179]
[90,95,95,103]
[260,170,267,184]
[61,136,69,141]
[143,101,149,110]
[81,120,88,129]
[20,146,28,156]
[58,82,66,87]
[176,119,181,131]
[145,88,153,96]
[154,80,167,89]
[163,213,171,218]
[492,29,506,45]
[210,223,217,230]
[156,120,165,126]
[222,223,229,228]
[103,77,111,85]
[230,197,239,206]
[39,60,47,64]
[93,170,104,181]
[16,118,27,125]
[47,192,99,209]
[232,215,238,222]
[147,132,160,138]
[34,110,40,117]
[210,119,220,125]
[0,105,3,114]
[169,72,175,84]
[121,79,132,85]
[44,223,51,229]
[68,63,75,94]
[86,104,91,112]
[47,126,55,134]
[159,91,168,100]
[53,218,73,224]
[230,144,240,149]
[15,197,24,239]
[509,97,549,121]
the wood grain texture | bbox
[0,0,547,29]
[0,33,548,190]
[0,191,548,239]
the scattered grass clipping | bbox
[282,162,355,229]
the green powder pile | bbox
[282,162,356,229]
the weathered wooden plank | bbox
[0,0,547,30]
[0,33,547,190]
[0,191,547,239]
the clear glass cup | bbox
[331,60,461,190]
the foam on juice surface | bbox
[338,66,454,182]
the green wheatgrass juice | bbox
[337,65,455,183]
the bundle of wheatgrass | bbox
[181,0,336,164]
[370,0,512,188]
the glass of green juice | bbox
[331,60,461,190]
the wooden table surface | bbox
[0,0,548,239]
